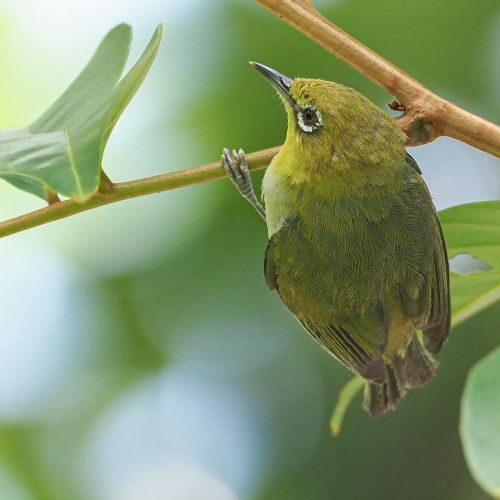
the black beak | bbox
[250,61,295,106]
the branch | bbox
[256,0,500,157]
[1,2,499,238]
[0,147,279,238]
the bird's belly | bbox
[263,165,412,322]
[274,217,383,316]
[273,225,413,358]
[262,165,301,237]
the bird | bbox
[222,62,450,415]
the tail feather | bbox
[400,336,438,388]
[363,364,404,416]
[363,338,437,416]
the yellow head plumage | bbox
[251,62,407,178]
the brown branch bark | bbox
[0,1,498,239]
[0,147,279,238]
[256,0,500,157]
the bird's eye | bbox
[297,106,322,133]
[303,109,316,124]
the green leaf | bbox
[0,129,56,200]
[104,24,163,145]
[0,23,163,201]
[28,24,132,200]
[460,346,500,498]
[440,201,500,326]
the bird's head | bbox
[251,62,406,178]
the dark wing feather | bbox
[406,153,422,174]
[264,231,280,292]
[297,316,386,382]
[264,223,387,381]
[401,154,451,352]
[423,213,450,352]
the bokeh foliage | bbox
[0,0,498,499]
[461,347,500,498]
[0,24,162,201]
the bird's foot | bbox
[222,148,254,199]
[222,147,266,220]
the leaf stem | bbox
[1,0,499,237]
[0,147,279,238]
[330,376,364,436]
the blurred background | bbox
[0,0,499,498]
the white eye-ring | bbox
[297,106,322,133]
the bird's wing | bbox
[400,154,451,353]
[264,229,280,292]
[297,313,388,382]
[265,221,387,380]
[422,211,451,352]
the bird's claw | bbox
[222,147,253,198]
[221,147,266,220]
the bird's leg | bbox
[222,147,266,221]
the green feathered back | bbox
[262,78,450,415]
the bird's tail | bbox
[363,337,437,416]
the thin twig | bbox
[1,1,499,238]
[256,0,500,157]
[0,147,279,238]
